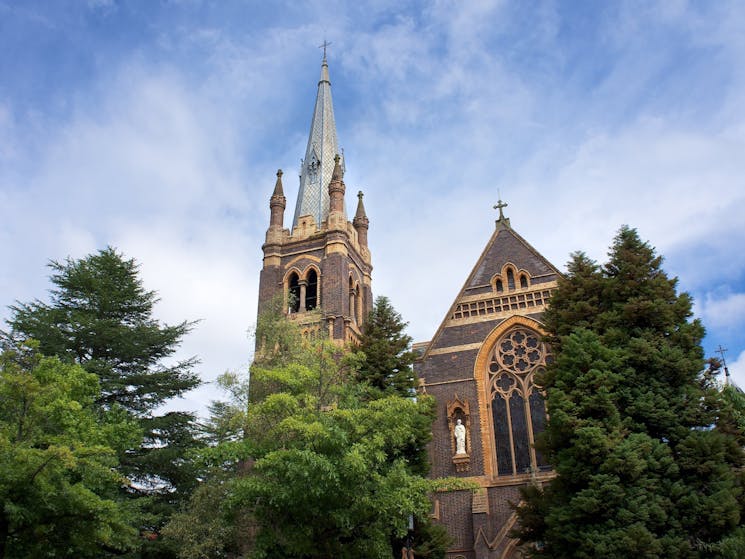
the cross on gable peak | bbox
[493,198,509,222]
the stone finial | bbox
[331,153,343,181]
[272,169,285,197]
[354,191,368,220]
[269,169,287,229]
[353,190,369,248]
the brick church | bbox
[257,53,561,559]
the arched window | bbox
[506,268,515,290]
[348,277,357,323]
[496,279,504,292]
[288,272,300,313]
[306,269,318,310]
[520,274,528,289]
[489,327,551,476]
[356,285,363,324]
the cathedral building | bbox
[413,206,561,559]
[258,53,561,559]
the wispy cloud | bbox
[1,1,744,415]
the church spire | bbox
[292,51,343,228]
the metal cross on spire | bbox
[319,39,332,61]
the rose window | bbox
[488,327,551,477]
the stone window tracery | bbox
[489,326,551,476]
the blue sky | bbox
[1,0,744,414]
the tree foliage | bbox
[166,301,448,559]
[0,343,140,558]
[227,342,437,559]
[358,295,417,397]
[3,247,203,556]
[515,226,744,558]
[6,247,199,415]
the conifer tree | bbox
[3,248,202,556]
[358,295,417,397]
[515,226,744,558]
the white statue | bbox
[454,419,466,455]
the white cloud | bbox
[727,349,745,390]
[3,2,745,417]
[698,291,745,331]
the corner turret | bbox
[269,169,286,230]
[353,190,369,248]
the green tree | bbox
[0,342,141,558]
[3,248,203,554]
[515,226,744,558]
[6,247,199,414]
[253,293,306,369]
[225,341,438,559]
[358,295,417,397]
[161,480,247,559]
[166,302,450,559]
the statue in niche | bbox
[454,418,467,455]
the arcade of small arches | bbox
[285,267,319,313]
[490,264,531,293]
[284,268,365,326]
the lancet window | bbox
[306,269,318,310]
[349,276,362,324]
[489,326,551,476]
[288,272,301,313]
[506,268,515,290]
[287,268,319,314]
[491,265,530,295]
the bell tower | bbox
[257,52,372,343]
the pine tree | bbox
[358,295,417,397]
[515,226,744,558]
[6,248,199,414]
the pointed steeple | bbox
[327,154,346,230]
[354,190,367,220]
[269,169,286,230]
[293,53,344,228]
[353,190,369,248]
[272,169,285,197]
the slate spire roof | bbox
[292,51,344,228]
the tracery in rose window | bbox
[489,327,551,476]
